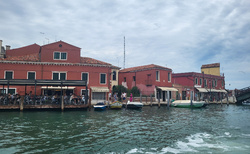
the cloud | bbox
[0,0,250,89]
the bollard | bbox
[61,96,64,111]
[20,96,24,111]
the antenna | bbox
[124,36,125,69]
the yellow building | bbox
[201,63,220,76]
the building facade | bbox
[0,41,119,104]
[118,64,177,101]
[172,72,226,101]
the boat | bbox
[242,100,250,106]
[93,102,107,110]
[110,101,123,109]
[126,101,143,109]
[171,100,205,108]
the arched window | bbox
[113,71,116,81]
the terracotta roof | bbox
[201,63,220,69]
[80,57,112,65]
[120,64,172,73]
[6,44,40,57]
[0,53,40,62]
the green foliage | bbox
[112,85,127,100]
[131,86,140,97]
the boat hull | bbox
[110,101,123,109]
[126,101,143,109]
[171,100,205,108]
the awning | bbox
[91,87,109,92]
[196,88,208,93]
[158,87,178,91]
[207,89,227,93]
[41,86,75,90]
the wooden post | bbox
[20,96,24,111]
[61,95,64,111]
[220,92,222,106]
[158,91,160,108]
[150,94,152,107]
[167,91,170,109]
[190,91,193,108]
[227,93,229,106]
[140,93,142,103]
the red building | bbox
[0,40,119,104]
[172,72,226,101]
[119,64,177,102]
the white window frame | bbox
[100,73,107,84]
[4,70,14,79]
[52,71,67,80]
[81,72,89,83]
[53,51,67,60]
[168,72,171,82]
[27,71,36,80]
[81,89,89,96]
[195,78,198,85]
[156,71,160,81]
[1,88,17,94]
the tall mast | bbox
[124,36,125,69]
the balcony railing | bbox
[145,79,152,86]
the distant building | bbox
[0,40,6,58]
[201,63,220,76]
[173,63,226,102]
[0,40,119,104]
[118,64,177,102]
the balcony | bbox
[145,79,152,86]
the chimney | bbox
[0,40,2,53]
[6,45,11,50]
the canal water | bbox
[0,105,250,154]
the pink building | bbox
[119,64,177,102]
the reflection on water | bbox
[0,105,250,153]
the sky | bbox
[0,0,250,90]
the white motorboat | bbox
[126,101,143,109]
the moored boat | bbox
[126,101,143,109]
[110,101,123,109]
[93,102,107,110]
[242,100,250,106]
[171,100,205,108]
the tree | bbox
[131,86,140,97]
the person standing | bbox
[130,93,133,102]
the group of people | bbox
[108,92,133,102]
[0,93,21,105]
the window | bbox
[156,71,160,81]
[54,52,67,60]
[92,92,106,100]
[52,72,66,80]
[212,80,215,87]
[5,71,13,79]
[200,78,202,85]
[124,77,126,82]
[1,88,16,94]
[28,72,36,80]
[133,76,136,81]
[168,72,171,82]
[222,80,224,87]
[215,80,217,87]
[100,73,106,84]
[113,71,116,81]
[81,89,89,96]
[195,78,198,85]
[82,73,88,82]
[204,79,207,87]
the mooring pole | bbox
[191,91,193,108]
[20,96,24,111]
[150,94,152,107]
[167,91,170,109]
[158,91,160,108]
